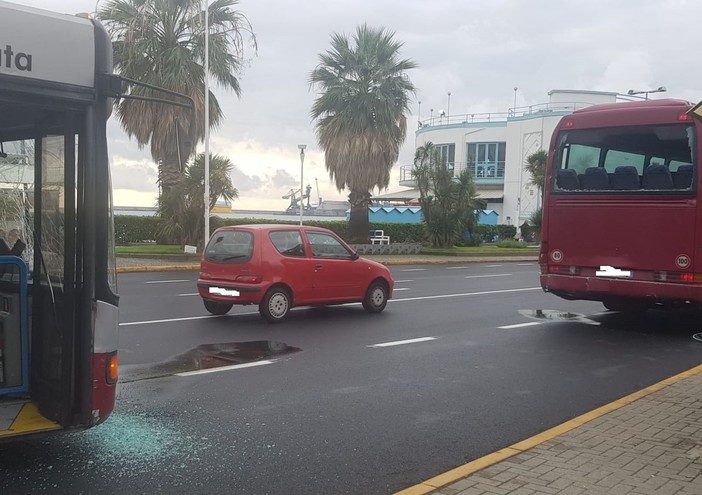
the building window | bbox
[435,143,455,173]
[467,142,506,178]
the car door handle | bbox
[315,263,323,269]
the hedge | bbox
[114,214,511,246]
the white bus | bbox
[0,1,190,440]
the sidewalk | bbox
[398,365,702,495]
[116,254,702,495]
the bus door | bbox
[0,110,79,427]
[32,126,79,426]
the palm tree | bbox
[310,24,417,243]
[413,142,481,248]
[525,149,548,199]
[158,153,238,247]
[99,0,256,193]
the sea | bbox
[114,207,348,223]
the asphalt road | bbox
[2,262,702,494]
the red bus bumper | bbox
[540,274,702,304]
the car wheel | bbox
[203,299,233,315]
[260,287,291,323]
[362,281,387,313]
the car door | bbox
[304,230,362,301]
[267,229,314,303]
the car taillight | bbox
[235,275,261,283]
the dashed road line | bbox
[145,279,190,284]
[176,360,275,377]
[369,337,437,348]
[400,268,427,272]
[498,322,542,329]
[464,274,512,279]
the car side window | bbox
[306,231,352,258]
[204,230,253,263]
[269,230,306,257]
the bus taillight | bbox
[106,351,118,384]
[654,272,702,283]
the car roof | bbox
[215,224,331,233]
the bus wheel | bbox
[603,299,649,313]
[260,287,291,323]
[203,299,233,315]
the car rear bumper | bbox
[197,281,263,304]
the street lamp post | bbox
[627,86,666,100]
[203,0,210,249]
[298,145,306,226]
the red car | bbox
[197,224,394,323]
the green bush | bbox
[496,239,528,249]
[115,214,509,246]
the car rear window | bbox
[204,230,253,263]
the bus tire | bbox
[203,299,233,315]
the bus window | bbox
[553,124,695,193]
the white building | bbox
[389,89,628,227]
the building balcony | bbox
[399,161,505,187]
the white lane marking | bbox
[517,263,534,266]
[122,287,542,327]
[369,337,436,348]
[120,314,225,326]
[391,287,541,303]
[393,288,410,291]
[485,264,503,267]
[394,279,413,283]
[145,279,190,284]
[176,360,275,377]
[464,274,512,279]
[401,268,427,272]
[498,322,542,329]
[445,266,470,270]
[178,293,199,297]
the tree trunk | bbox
[347,189,370,244]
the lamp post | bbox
[447,92,451,119]
[203,0,210,249]
[513,87,518,110]
[627,86,666,100]
[417,100,421,128]
[298,145,306,226]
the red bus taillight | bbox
[654,272,702,283]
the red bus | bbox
[539,98,698,312]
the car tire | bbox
[260,287,292,323]
[203,299,233,315]
[362,281,388,313]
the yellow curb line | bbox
[394,363,702,495]
[117,264,200,273]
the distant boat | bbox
[210,198,232,213]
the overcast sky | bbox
[20,0,702,210]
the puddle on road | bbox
[121,341,301,382]
[519,309,600,325]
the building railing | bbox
[417,101,597,129]
[400,161,505,183]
